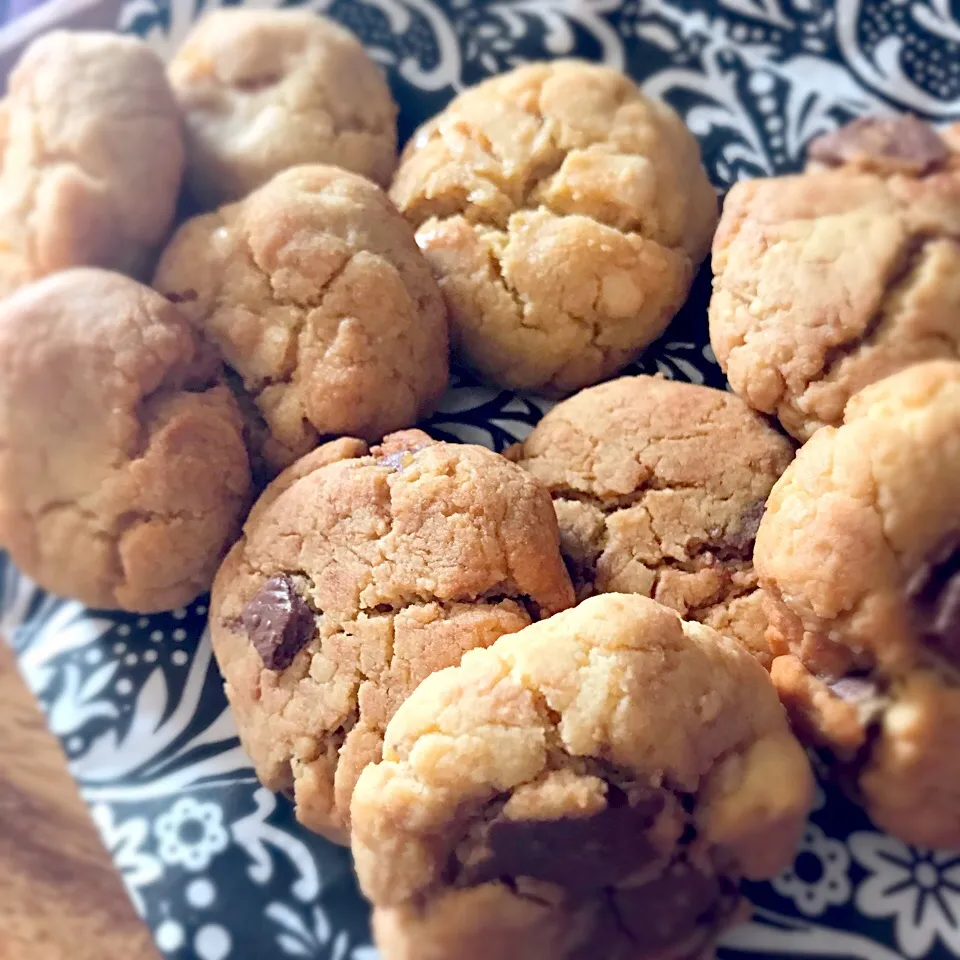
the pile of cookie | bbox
[0,11,957,959]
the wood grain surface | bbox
[0,640,158,960]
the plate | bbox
[3,1,960,958]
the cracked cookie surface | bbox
[509,376,794,666]
[169,8,397,207]
[390,60,718,394]
[755,360,960,846]
[710,114,960,441]
[0,30,184,297]
[0,269,252,612]
[154,165,448,478]
[209,429,574,843]
[351,593,813,960]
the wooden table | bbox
[0,640,158,960]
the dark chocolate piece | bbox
[241,574,315,671]
[809,115,949,175]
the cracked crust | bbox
[0,269,252,611]
[710,116,960,441]
[755,361,960,846]
[209,429,574,842]
[169,8,397,207]
[351,593,813,960]
[0,31,184,297]
[508,376,794,666]
[153,165,448,478]
[389,60,718,394]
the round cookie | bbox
[351,593,813,960]
[390,60,718,394]
[0,269,251,612]
[509,376,794,665]
[154,165,448,478]
[168,9,397,207]
[755,360,960,846]
[710,114,960,441]
[210,429,574,843]
[0,31,184,297]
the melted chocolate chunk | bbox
[906,535,960,668]
[808,115,949,175]
[713,500,766,561]
[241,574,315,671]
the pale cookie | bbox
[0,269,251,612]
[755,360,960,847]
[154,165,448,478]
[710,114,960,441]
[509,376,794,666]
[0,31,184,297]
[169,9,397,207]
[390,60,718,394]
[351,594,813,960]
[210,430,574,843]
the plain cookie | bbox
[154,165,448,477]
[352,594,813,960]
[0,269,251,612]
[390,60,718,394]
[210,429,574,843]
[169,9,397,207]
[710,114,960,440]
[755,360,960,846]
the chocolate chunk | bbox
[716,500,766,560]
[906,534,960,668]
[461,787,665,892]
[808,115,949,175]
[166,289,198,304]
[371,429,434,471]
[241,574,315,671]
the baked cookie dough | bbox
[710,114,960,441]
[755,360,960,847]
[154,165,448,478]
[390,60,718,394]
[509,376,794,665]
[0,31,184,297]
[352,593,813,960]
[169,9,397,207]
[210,429,574,843]
[0,269,251,612]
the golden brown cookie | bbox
[390,60,718,394]
[710,114,960,441]
[0,269,251,612]
[210,430,574,843]
[509,376,794,665]
[154,165,448,478]
[351,593,813,960]
[0,31,184,297]
[168,9,397,207]
[755,360,960,846]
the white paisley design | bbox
[773,823,851,917]
[155,797,230,872]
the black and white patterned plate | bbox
[3,1,960,958]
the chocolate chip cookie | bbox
[169,9,397,207]
[755,360,960,846]
[210,430,574,843]
[154,165,448,478]
[710,114,960,441]
[0,269,251,612]
[0,31,183,297]
[351,593,813,960]
[509,376,794,665]
[390,60,718,394]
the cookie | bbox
[710,114,960,441]
[168,9,397,207]
[154,165,448,478]
[209,429,574,843]
[0,269,251,612]
[509,376,794,665]
[351,593,813,960]
[0,31,184,297]
[390,60,718,394]
[755,360,960,846]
